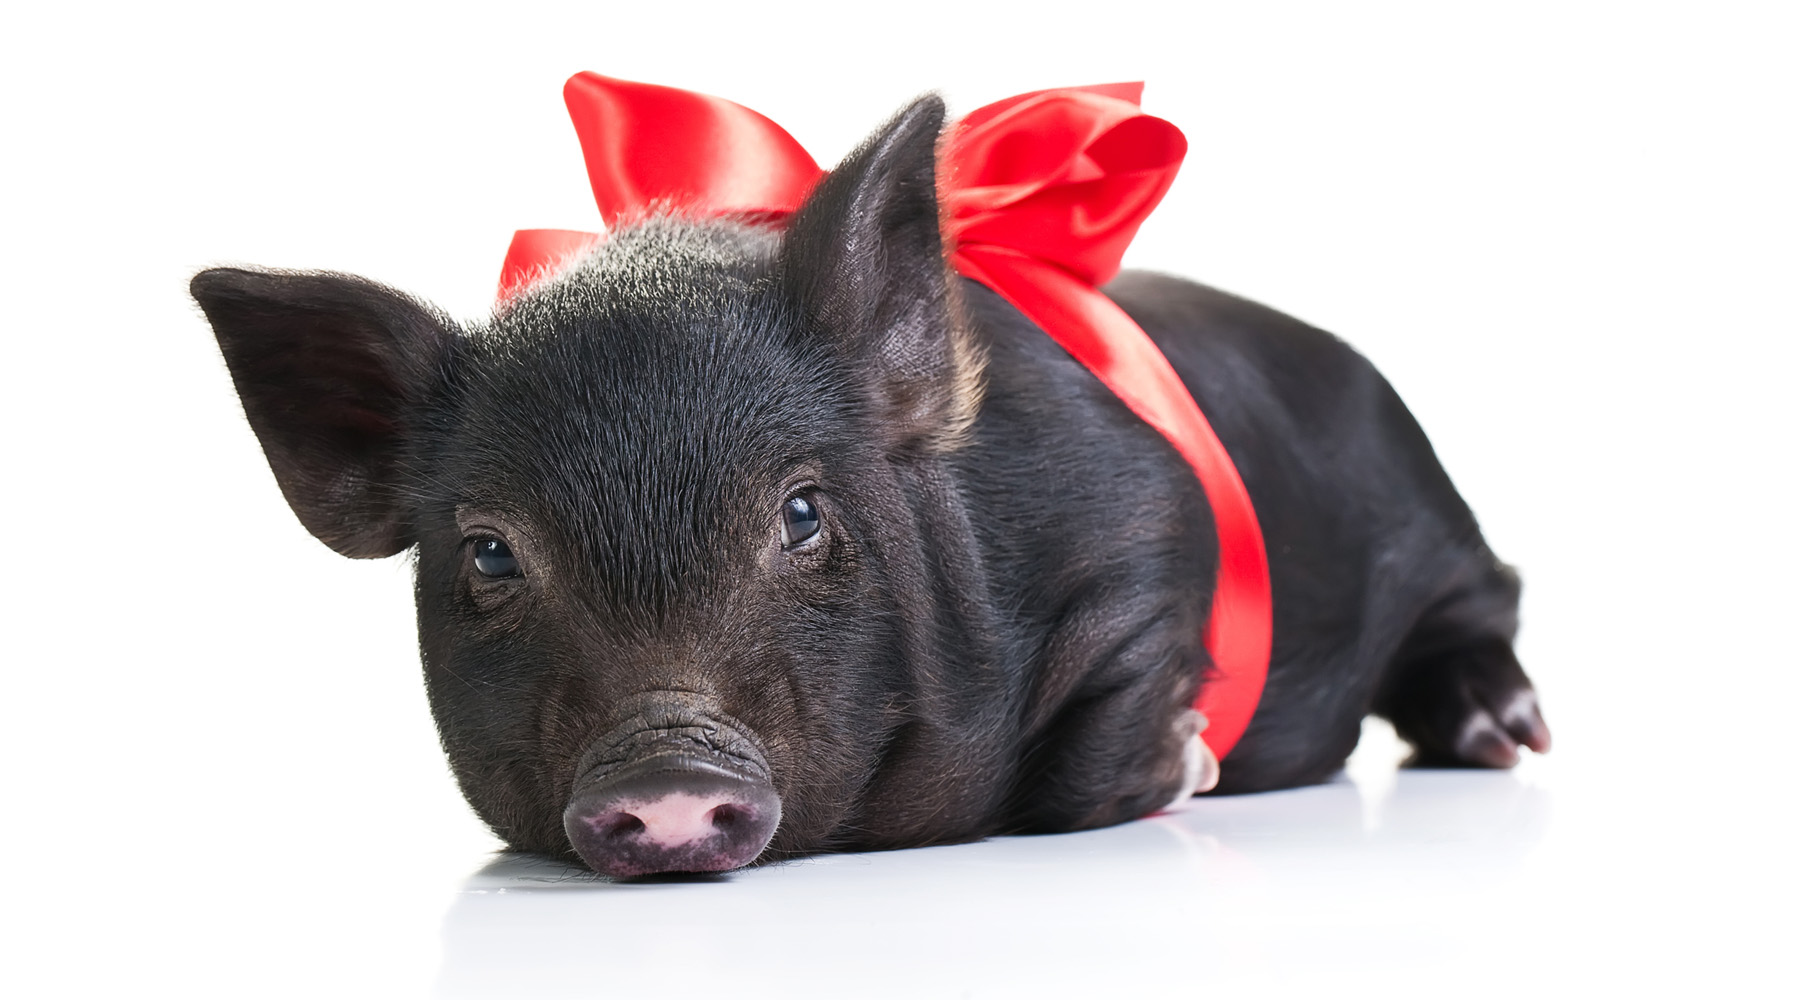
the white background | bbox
[3,2,1796,997]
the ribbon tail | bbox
[499,229,603,300]
[953,245,1272,761]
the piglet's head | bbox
[192,96,982,877]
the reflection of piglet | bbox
[192,94,1547,878]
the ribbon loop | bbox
[562,72,824,228]
[940,85,1188,287]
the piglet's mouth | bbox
[563,702,780,879]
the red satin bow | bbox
[501,73,1272,764]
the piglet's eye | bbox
[780,495,820,548]
[472,537,520,578]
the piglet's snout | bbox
[564,760,780,878]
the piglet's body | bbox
[193,97,1547,878]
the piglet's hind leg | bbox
[1374,555,1550,768]
[1378,638,1551,768]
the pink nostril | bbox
[563,762,782,877]
[586,792,749,850]
[710,804,742,831]
[595,813,645,842]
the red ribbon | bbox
[501,73,1272,764]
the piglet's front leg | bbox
[1007,617,1207,833]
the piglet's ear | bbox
[782,95,983,450]
[191,268,453,558]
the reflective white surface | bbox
[439,746,1551,999]
[427,731,1776,999]
[15,714,1791,998]
[5,2,1796,997]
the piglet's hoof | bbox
[1161,710,1219,812]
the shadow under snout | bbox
[564,755,782,878]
